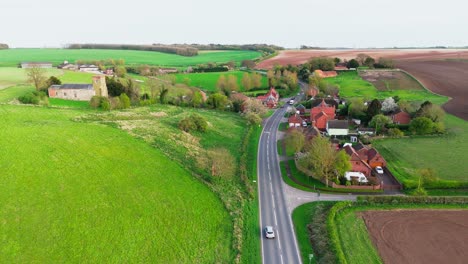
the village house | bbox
[388,110,411,125]
[310,99,336,130]
[295,104,306,115]
[21,62,52,68]
[326,120,349,136]
[257,87,279,108]
[288,113,307,128]
[78,64,100,72]
[314,69,338,78]
[344,145,372,176]
[343,144,387,177]
[57,61,77,70]
[48,75,108,101]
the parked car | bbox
[264,226,275,239]
[375,166,384,174]
[288,99,294,105]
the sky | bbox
[1,0,467,48]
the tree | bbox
[26,66,47,91]
[300,136,336,187]
[106,77,125,96]
[432,122,445,134]
[207,92,228,109]
[243,98,267,116]
[191,90,203,107]
[46,76,61,86]
[335,150,351,178]
[370,114,391,135]
[123,78,140,101]
[241,60,256,69]
[347,59,359,68]
[251,73,262,88]
[244,112,262,126]
[388,128,404,137]
[308,57,335,71]
[414,168,437,196]
[381,97,398,113]
[216,75,227,92]
[347,98,367,118]
[147,78,160,100]
[333,57,341,64]
[417,102,445,122]
[241,73,252,91]
[366,99,382,119]
[285,129,305,154]
[159,85,169,104]
[356,53,370,65]
[376,57,394,69]
[225,75,239,94]
[114,66,127,77]
[119,93,131,109]
[364,57,376,68]
[409,117,434,135]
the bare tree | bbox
[26,65,47,91]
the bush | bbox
[326,202,352,264]
[100,97,111,111]
[119,93,131,109]
[18,91,48,105]
[409,117,434,135]
[192,114,208,132]
[109,97,121,110]
[178,118,196,132]
[89,96,101,108]
[388,128,404,137]
[356,195,468,205]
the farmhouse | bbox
[257,87,279,108]
[21,62,52,68]
[310,99,336,130]
[314,69,338,78]
[48,75,108,101]
[326,120,349,136]
[388,110,411,125]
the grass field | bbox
[0,67,62,89]
[373,114,468,188]
[0,105,232,263]
[325,71,448,104]
[0,49,262,67]
[175,71,268,91]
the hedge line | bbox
[67,44,198,56]
[357,195,468,205]
[326,201,352,264]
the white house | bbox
[345,172,368,183]
[21,62,52,68]
[79,64,100,72]
[326,120,349,136]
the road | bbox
[258,105,301,264]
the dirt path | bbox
[361,210,468,264]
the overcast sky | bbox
[1,0,467,48]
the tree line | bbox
[67,44,198,57]
[0,43,8,49]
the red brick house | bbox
[311,99,336,130]
[343,145,372,176]
[257,87,279,108]
[389,110,411,125]
[288,113,306,128]
[367,148,387,168]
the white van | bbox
[344,172,368,183]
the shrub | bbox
[18,91,48,105]
[178,118,196,132]
[192,114,208,132]
[388,128,404,137]
[433,122,445,134]
[109,97,121,110]
[100,97,111,111]
[356,195,468,205]
[409,117,433,135]
[89,96,101,108]
[119,93,131,109]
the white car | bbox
[375,166,384,174]
[264,226,275,239]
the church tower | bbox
[92,75,108,97]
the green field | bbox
[0,67,62,89]
[325,71,448,104]
[175,71,268,91]
[0,105,232,262]
[0,49,262,67]
[373,114,468,188]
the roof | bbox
[79,64,99,68]
[50,84,93,90]
[296,104,306,110]
[288,114,304,124]
[315,111,329,120]
[353,143,366,151]
[327,120,348,129]
[21,61,52,64]
[367,148,379,160]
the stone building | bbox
[48,75,108,101]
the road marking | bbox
[280,254,284,264]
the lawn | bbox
[0,49,262,67]
[0,105,232,263]
[175,71,268,92]
[0,67,62,89]
[373,114,468,188]
[48,98,91,108]
[325,71,448,104]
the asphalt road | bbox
[258,84,306,264]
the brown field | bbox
[256,49,468,68]
[397,60,468,120]
[361,210,468,264]
[359,70,424,91]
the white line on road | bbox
[280,254,284,264]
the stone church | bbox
[48,75,108,101]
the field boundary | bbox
[398,68,451,99]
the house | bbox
[343,145,372,176]
[21,62,52,68]
[57,61,77,70]
[310,99,336,130]
[48,75,108,101]
[388,110,411,125]
[78,64,100,72]
[314,69,338,78]
[288,113,306,128]
[367,148,387,168]
[326,120,349,136]
[295,104,306,114]
[257,87,279,108]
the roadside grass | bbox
[175,71,268,92]
[325,71,448,104]
[373,114,468,188]
[0,49,262,67]
[0,105,232,263]
[77,105,257,262]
